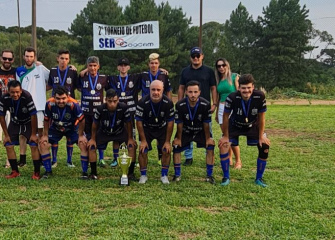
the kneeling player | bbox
[0,80,40,179]
[172,81,215,183]
[218,74,271,187]
[87,89,137,180]
[39,86,87,178]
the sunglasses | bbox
[191,54,201,59]
[217,64,226,68]
[2,57,13,61]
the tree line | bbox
[0,0,334,94]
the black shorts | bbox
[84,114,93,140]
[173,131,213,153]
[5,122,36,146]
[96,128,128,150]
[142,128,166,152]
[229,125,259,146]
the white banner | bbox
[93,21,159,50]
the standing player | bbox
[106,57,139,172]
[135,80,174,184]
[218,74,271,187]
[16,47,49,167]
[178,47,217,166]
[39,86,87,179]
[87,89,137,180]
[172,81,215,183]
[0,80,40,179]
[47,49,78,168]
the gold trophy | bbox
[117,143,132,186]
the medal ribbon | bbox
[109,111,117,129]
[57,106,67,123]
[186,98,200,123]
[118,75,129,94]
[57,66,69,86]
[150,100,162,121]
[241,98,251,121]
[88,73,99,91]
[149,70,160,83]
[11,98,21,119]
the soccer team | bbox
[0,46,271,187]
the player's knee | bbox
[258,144,269,159]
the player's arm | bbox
[0,115,10,144]
[136,120,148,153]
[166,90,172,100]
[173,122,183,147]
[177,85,185,101]
[258,112,270,147]
[126,121,137,148]
[30,114,38,143]
[210,85,218,113]
[87,121,98,149]
[218,112,230,149]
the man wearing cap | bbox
[106,57,139,178]
[177,47,217,166]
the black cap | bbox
[190,47,203,55]
[118,57,130,65]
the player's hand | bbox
[30,134,38,144]
[78,135,88,145]
[127,138,137,149]
[80,68,88,78]
[162,142,171,154]
[139,140,148,153]
[69,65,77,71]
[39,135,48,144]
[159,68,169,75]
[172,138,181,148]
[206,138,215,148]
[87,139,96,149]
[259,134,271,147]
[210,104,216,114]
[3,135,11,145]
[218,136,230,149]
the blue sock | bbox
[113,148,119,160]
[206,164,214,177]
[81,156,88,173]
[140,168,147,176]
[41,153,52,172]
[51,144,58,163]
[220,153,230,179]
[256,158,267,179]
[98,149,104,160]
[174,163,181,176]
[161,165,169,176]
[67,143,73,163]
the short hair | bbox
[1,49,14,58]
[238,74,255,85]
[149,53,159,61]
[106,88,118,99]
[58,49,71,56]
[24,47,36,56]
[54,86,69,96]
[87,56,99,65]
[185,80,200,90]
[8,80,22,90]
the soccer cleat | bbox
[98,159,106,168]
[88,174,98,180]
[183,158,193,166]
[128,173,138,181]
[161,176,170,184]
[157,159,162,166]
[80,172,88,180]
[172,175,181,182]
[67,162,75,168]
[255,178,267,187]
[18,161,26,168]
[110,159,118,168]
[51,161,57,168]
[42,171,52,179]
[138,175,148,184]
[220,177,230,186]
[32,172,41,180]
[205,176,215,184]
[5,170,20,179]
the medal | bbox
[88,73,98,96]
[91,90,95,95]
[59,121,63,126]
[186,98,200,128]
[155,118,158,122]
[150,100,162,124]
[245,118,248,123]
[121,92,126,97]
[14,116,18,121]
[57,66,69,86]
[241,98,251,124]
[192,121,193,126]
[12,98,21,121]
[119,75,128,98]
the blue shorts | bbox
[48,128,79,145]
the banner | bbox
[93,21,159,50]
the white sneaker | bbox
[67,162,75,168]
[161,176,170,184]
[138,175,148,184]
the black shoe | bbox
[18,161,27,168]
[172,175,181,182]
[183,158,193,166]
[80,172,88,180]
[88,174,98,180]
[205,175,215,184]
[128,173,138,181]
[42,171,52,179]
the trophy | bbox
[117,143,132,186]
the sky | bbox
[0,0,334,58]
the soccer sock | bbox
[81,156,89,173]
[256,158,267,179]
[66,143,73,163]
[51,144,58,163]
[41,153,52,172]
[157,146,162,160]
[9,159,19,172]
[90,162,97,175]
[33,159,40,173]
[98,149,104,160]
[174,163,181,177]
[206,164,214,177]
[161,165,169,177]
[19,154,26,164]
[140,168,147,176]
[113,148,119,160]
[128,162,135,175]
[220,153,230,179]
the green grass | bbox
[1,105,335,239]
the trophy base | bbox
[120,176,129,186]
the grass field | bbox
[0,104,334,239]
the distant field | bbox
[0,104,334,239]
